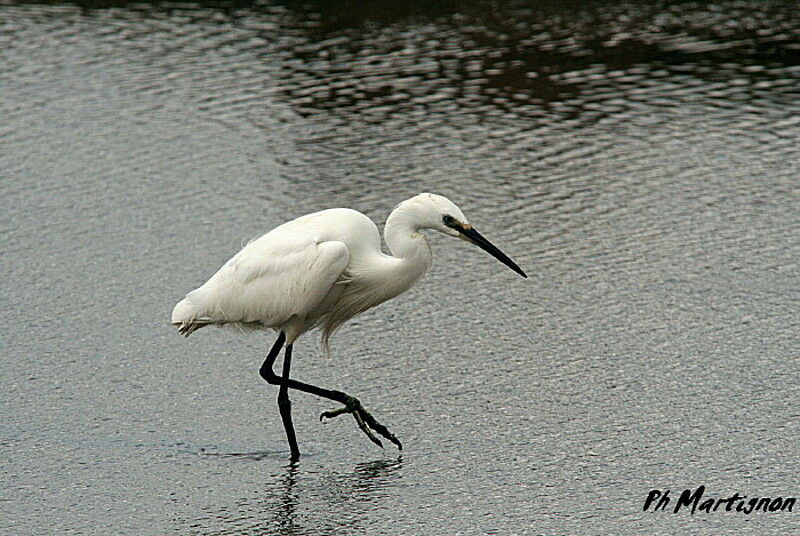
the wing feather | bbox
[172,231,350,332]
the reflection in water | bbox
[269,0,799,117]
[186,458,403,535]
[274,463,299,536]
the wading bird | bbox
[172,193,526,461]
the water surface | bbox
[1,1,798,534]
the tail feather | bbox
[172,296,211,337]
[174,320,210,337]
[171,288,267,338]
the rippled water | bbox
[2,1,798,534]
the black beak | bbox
[459,225,527,278]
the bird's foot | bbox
[320,395,403,451]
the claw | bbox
[317,395,402,450]
[360,409,403,451]
[320,406,349,421]
[352,408,383,448]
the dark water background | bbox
[1,1,798,534]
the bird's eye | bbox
[442,215,456,227]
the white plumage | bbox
[172,193,526,346]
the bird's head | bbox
[409,193,527,278]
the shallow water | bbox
[1,1,798,534]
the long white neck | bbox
[383,200,433,273]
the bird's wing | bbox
[175,231,350,328]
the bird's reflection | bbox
[271,457,404,536]
[273,462,300,535]
[185,457,403,536]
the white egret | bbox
[172,193,526,461]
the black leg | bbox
[260,331,286,375]
[258,333,402,452]
[278,344,300,462]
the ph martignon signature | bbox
[644,486,796,515]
